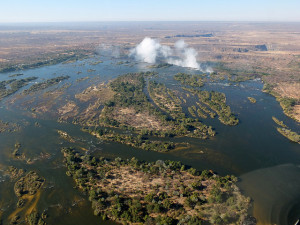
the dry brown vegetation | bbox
[110,106,170,131]
[58,101,79,121]
[1,22,299,121]
[63,147,252,224]
[75,82,114,102]
[274,82,300,121]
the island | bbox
[72,72,216,152]
[23,76,70,95]
[272,116,300,144]
[62,147,252,224]
[173,73,204,87]
[182,87,239,126]
[7,171,46,225]
[0,77,38,101]
[247,97,257,104]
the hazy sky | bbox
[1,0,300,23]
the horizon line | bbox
[1,20,300,24]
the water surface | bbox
[0,57,299,224]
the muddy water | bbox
[0,57,299,224]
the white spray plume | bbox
[130,37,210,71]
[131,37,171,63]
[168,40,200,70]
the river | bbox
[0,56,299,224]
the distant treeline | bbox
[165,34,213,38]
[0,50,90,73]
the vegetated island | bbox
[89,60,103,65]
[62,147,253,225]
[72,72,216,152]
[56,71,240,152]
[23,76,70,95]
[147,63,172,69]
[272,116,287,128]
[247,97,256,104]
[173,73,204,87]
[272,116,300,144]
[14,171,44,197]
[0,77,38,101]
[83,127,179,152]
[9,171,46,225]
[8,73,24,78]
[182,87,239,126]
[6,166,25,180]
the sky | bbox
[1,0,300,23]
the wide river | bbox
[0,56,299,224]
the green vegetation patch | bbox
[26,211,47,225]
[272,116,287,128]
[279,97,297,116]
[0,77,38,100]
[263,83,299,121]
[148,81,215,138]
[6,166,25,180]
[84,127,176,152]
[89,60,103,65]
[148,63,172,69]
[62,147,252,225]
[23,76,70,95]
[148,81,184,119]
[76,76,90,83]
[272,116,300,143]
[14,171,45,197]
[184,88,239,126]
[8,73,24,78]
[276,127,300,144]
[174,73,204,87]
[100,72,215,139]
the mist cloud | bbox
[130,37,209,71]
[97,44,121,58]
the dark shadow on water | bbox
[238,164,300,225]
